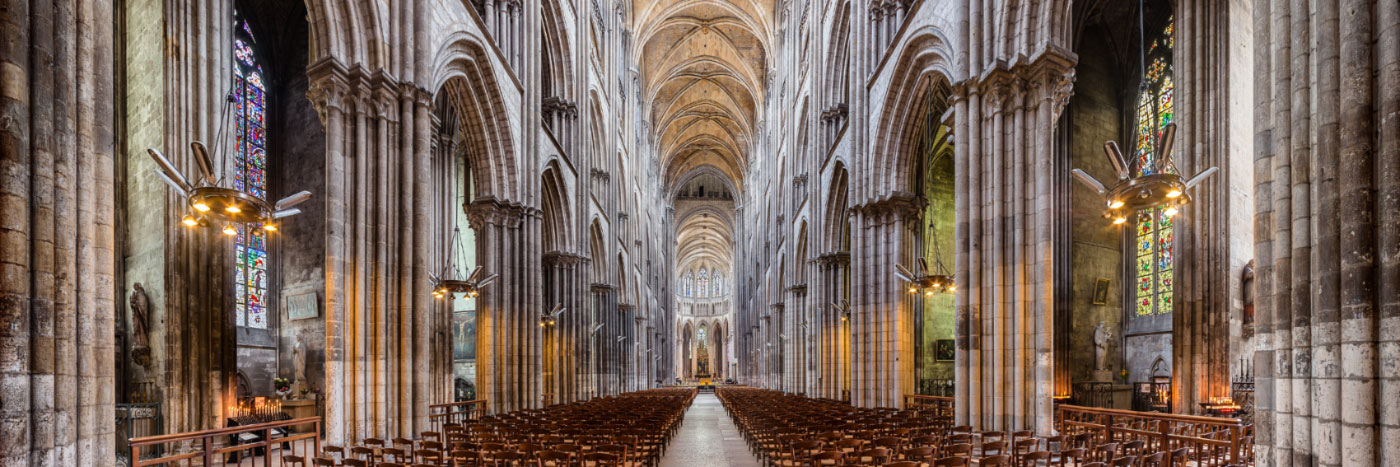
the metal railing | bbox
[127,416,321,467]
[1057,404,1252,466]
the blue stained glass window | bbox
[234,10,270,329]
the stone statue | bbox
[292,340,307,386]
[1093,321,1111,372]
[129,283,151,367]
[129,283,149,347]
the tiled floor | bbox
[660,393,762,467]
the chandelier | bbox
[1072,125,1216,224]
[896,257,955,295]
[430,226,497,299]
[1072,0,1216,225]
[148,92,311,234]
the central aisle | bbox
[659,393,762,467]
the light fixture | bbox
[148,89,311,234]
[540,303,565,327]
[262,224,277,232]
[895,258,955,295]
[832,300,852,322]
[1070,0,1216,226]
[429,226,497,300]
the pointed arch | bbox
[432,33,521,202]
[541,161,573,252]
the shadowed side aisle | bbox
[659,393,762,467]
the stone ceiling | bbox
[634,0,772,291]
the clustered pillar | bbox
[952,53,1074,434]
[307,64,443,446]
[1251,0,1400,464]
[0,0,117,464]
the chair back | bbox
[979,454,1010,467]
[934,456,970,467]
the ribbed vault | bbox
[635,0,772,193]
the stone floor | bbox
[659,393,762,467]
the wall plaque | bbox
[287,292,319,321]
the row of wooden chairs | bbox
[288,388,696,467]
[719,388,1252,467]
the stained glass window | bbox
[683,272,693,297]
[1133,17,1175,317]
[234,10,270,328]
[697,268,709,298]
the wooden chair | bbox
[933,456,969,467]
[1140,451,1166,467]
[322,445,347,463]
[943,444,973,458]
[382,448,409,464]
[1019,451,1051,467]
[1121,440,1146,458]
[855,447,893,465]
[902,446,936,464]
[1013,440,1039,465]
[1054,448,1086,467]
[1092,443,1119,463]
[1109,455,1137,467]
[1167,447,1189,466]
[282,455,308,467]
[884,462,921,467]
[581,452,620,467]
[982,440,1008,457]
[311,458,336,467]
[835,438,866,455]
[342,460,368,467]
[781,440,824,467]
[493,451,529,467]
[980,454,1011,467]
[811,450,844,467]
[537,450,571,467]
[447,449,477,466]
[351,446,378,465]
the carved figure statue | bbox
[292,340,307,385]
[1093,321,1111,371]
[129,283,149,348]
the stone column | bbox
[848,196,920,408]
[1252,1,1399,464]
[1,1,117,464]
[953,50,1073,432]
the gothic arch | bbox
[541,0,575,101]
[304,0,392,71]
[869,29,958,197]
[824,1,851,109]
[431,35,521,202]
[541,161,573,252]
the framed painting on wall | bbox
[934,339,955,362]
